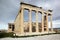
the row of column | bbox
[20,8,53,34]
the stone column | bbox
[36,11,38,32]
[20,8,24,34]
[29,9,32,33]
[50,14,53,32]
[42,12,44,32]
[46,13,49,32]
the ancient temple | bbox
[8,2,54,36]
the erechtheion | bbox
[8,2,54,36]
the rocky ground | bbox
[0,34,60,40]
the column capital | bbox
[21,8,24,10]
[28,9,32,12]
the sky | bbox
[0,0,60,30]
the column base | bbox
[14,31,55,36]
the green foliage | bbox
[0,32,14,38]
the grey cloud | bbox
[0,0,20,23]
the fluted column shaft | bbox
[46,13,49,32]
[50,14,53,32]
[42,12,44,32]
[20,8,24,34]
[36,11,38,32]
[29,9,32,33]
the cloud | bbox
[0,22,8,30]
[0,0,20,22]
[49,20,60,28]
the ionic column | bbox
[42,12,44,32]
[46,13,49,32]
[50,14,53,32]
[20,8,24,34]
[36,11,38,32]
[29,9,32,33]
